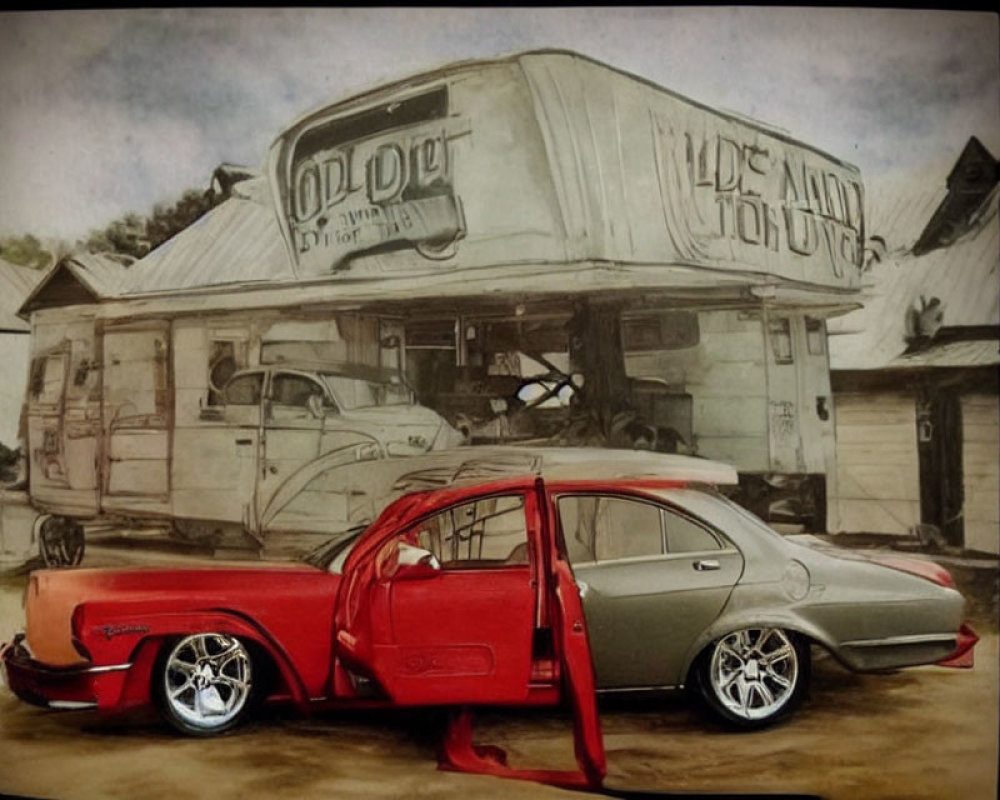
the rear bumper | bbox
[838,621,978,672]
[1,633,131,710]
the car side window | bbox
[224,372,263,405]
[272,373,335,412]
[413,495,529,567]
[558,495,663,563]
[270,372,333,421]
[664,508,722,553]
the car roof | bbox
[231,361,403,383]
[385,446,738,493]
[259,445,739,532]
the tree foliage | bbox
[85,188,223,260]
[0,234,55,270]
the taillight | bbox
[878,555,956,588]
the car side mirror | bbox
[390,543,442,581]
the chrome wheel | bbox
[708,628,801,723]
[162,633,253,732]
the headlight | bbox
[386,441,426,457]
[431,421,467,450]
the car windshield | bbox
[302,525,366,572]
[318,372,411,409]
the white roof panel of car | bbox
[388,446,739,492]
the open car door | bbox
[335,485,539,705]
[334,478,606,788]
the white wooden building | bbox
[0,258,44,451]
[829,137,999,554]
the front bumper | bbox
[1,633,131,710]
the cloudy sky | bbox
[1,7,998,242]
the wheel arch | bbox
[116,609,311,713]
[680,610,835,687]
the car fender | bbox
[678,593,839,683]
[93,609,312,713]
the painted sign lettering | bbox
[273,85,468,276]
[670,125,863,280]
[288,130,465,272]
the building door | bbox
[101,322,171,515]
[764,312,835,529]
[917,390,964,547]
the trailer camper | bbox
[21,296,462,549]
[17,51,865,552]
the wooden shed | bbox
[829,137,999,554]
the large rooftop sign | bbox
[268,51,864,291]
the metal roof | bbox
[863,170,948,255]
[0,258,41,332]
[121,181,294,296]
[829,183,999,371]
[886,339,999,369]
[66,251,135,297]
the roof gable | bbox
[18,252,132,315]
[18,261,100,315]
[913,137,999,256]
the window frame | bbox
[805,316,826,356]
[270,370,337,413]
[553,490,733,568]
[768,317,794,365]
[223,370,265,407]
[401,491,532,571]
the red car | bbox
[1,448,977,790]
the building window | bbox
[207,340,247,406]
[28,353,66,405]
[806,317,825,356]
[622,311,699,351]
[769,318,793,364]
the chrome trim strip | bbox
[841,633,956,648]
[596,683,679,694]
[82,662,132,675]
[49,700,99,710]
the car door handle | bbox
[693,559,720,571]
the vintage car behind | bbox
[1,449,977,780]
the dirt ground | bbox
[0,542,997,800]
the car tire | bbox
[37,515,85,568]
[693,627,809,730]
[154,633,257,736]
